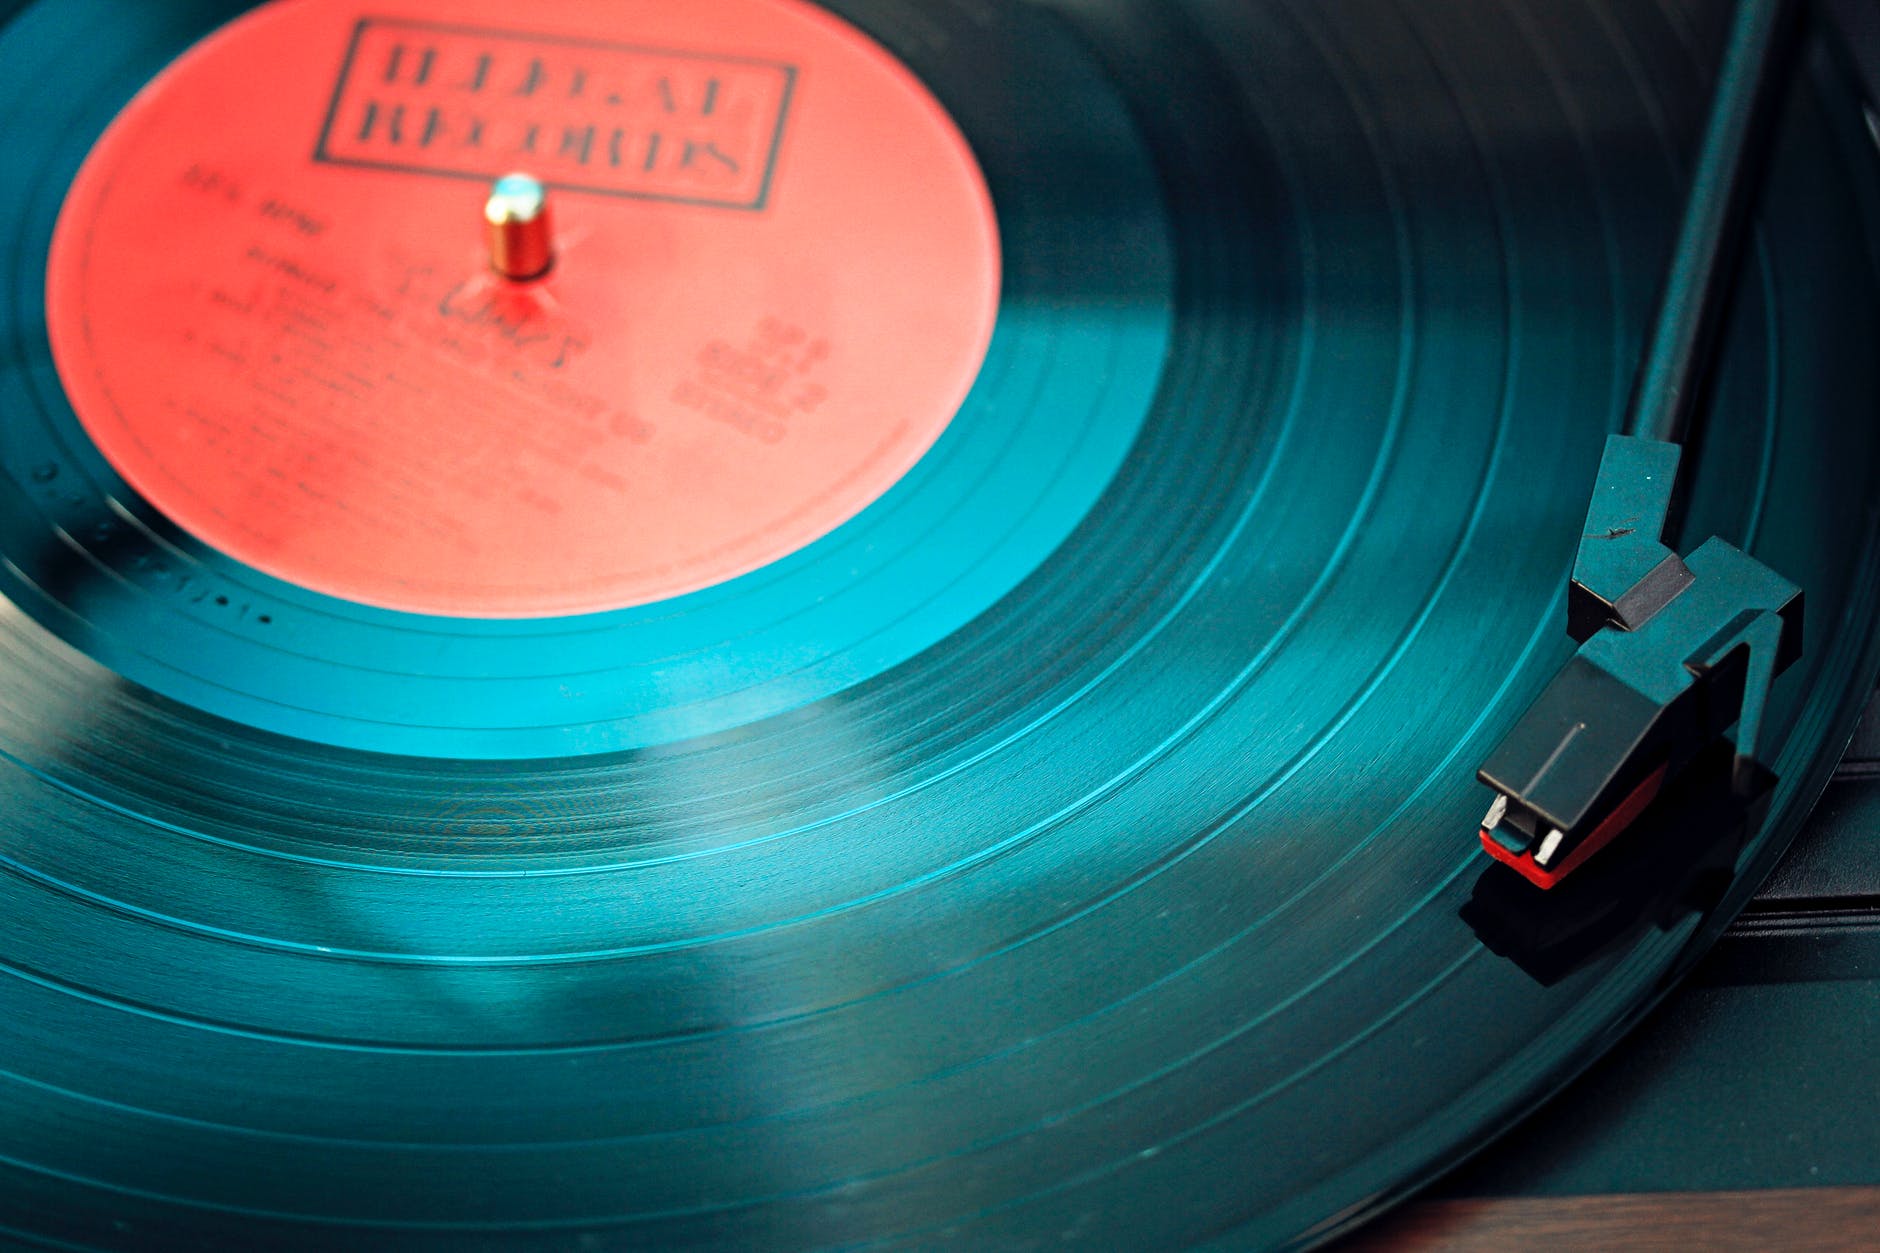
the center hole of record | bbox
[46,0,1001,619]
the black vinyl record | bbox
[0,0,1874,1248]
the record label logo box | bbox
[315,19,797,211]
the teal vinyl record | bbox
[0,0,1874,1248]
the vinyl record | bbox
[0,0,1873,1248]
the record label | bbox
[46,0,1000,618]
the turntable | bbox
[0,0,1875,1248]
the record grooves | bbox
[0,0,1872,1249]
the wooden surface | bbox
[1340,1186,1880,1251]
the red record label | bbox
[48,0,1000,618]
